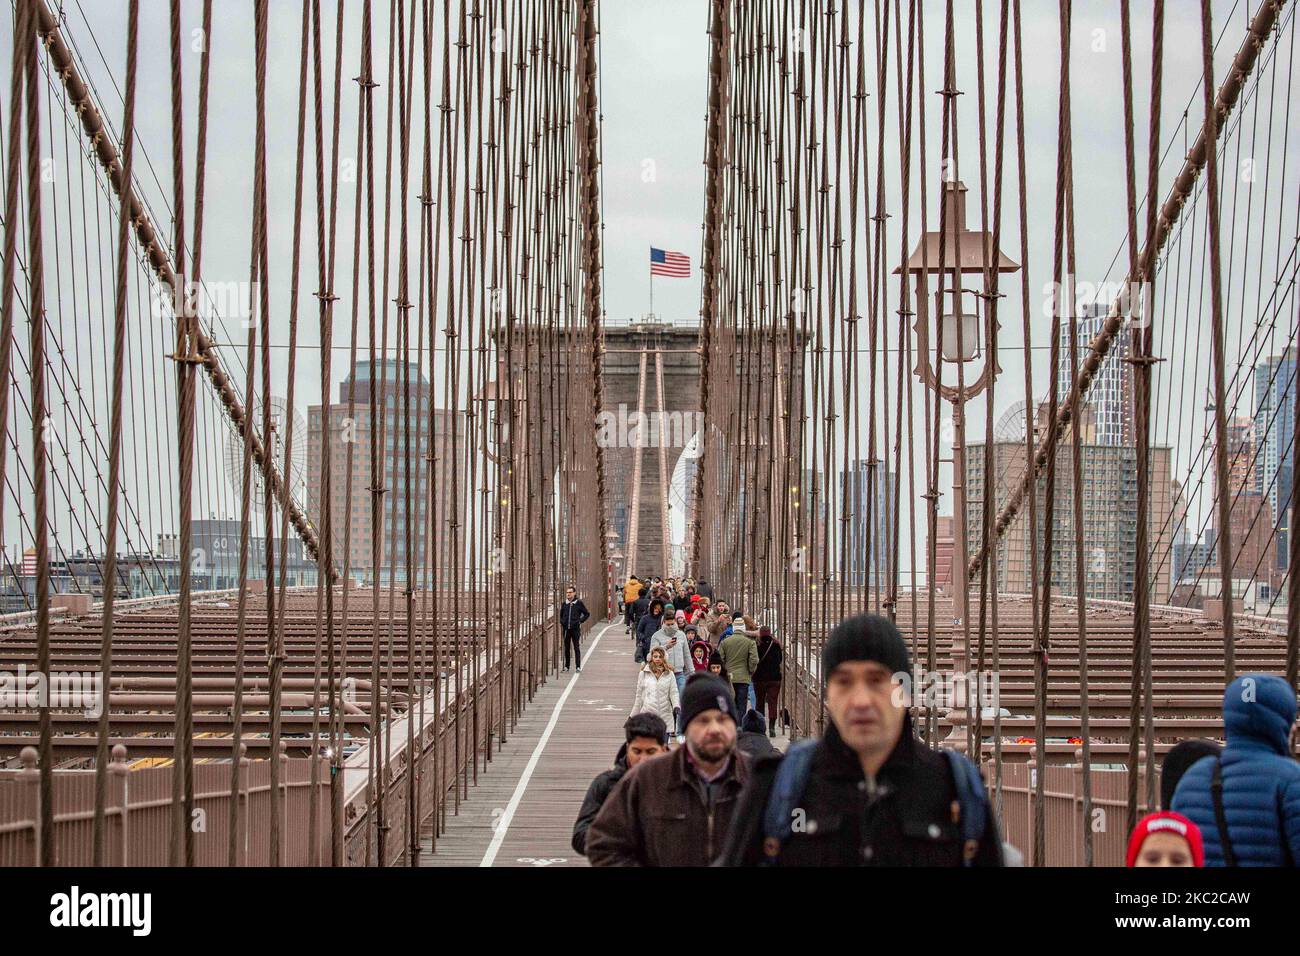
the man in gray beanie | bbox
[716,614,1003,867]
[587,673,749,866]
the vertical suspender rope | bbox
[1062,46,1091,868]
[0,2,28,633]
[20,0,55,867]
[90,0,137,868]
[1009,0,1040,813]
[165,0,197,869]
[1200,0,1236,680]
[1034,0,1073,866]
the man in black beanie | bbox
[586,673,748,866]
[716,613,1003,867]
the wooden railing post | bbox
[18,747,40,867]
[110,744,129,866]
[238,743,250,866]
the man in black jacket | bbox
[716,614,1003,867]
[631,586,650,639]
[560,585,591,672]
[572,713,669,856]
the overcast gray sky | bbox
[2,0,1296,578]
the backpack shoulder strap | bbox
[943,749,989,867]
[1211,757,1238,867]
[760,738,818,866]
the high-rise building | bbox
[1056,300,1133,446]
[307,359,466,587]
[1221,417,1256,497]
[1253,348,1296,570]
[1183,407,1285,610]
[842,461,895,588]
[965,427,1175,603]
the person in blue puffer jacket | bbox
[1171,673,1300,866]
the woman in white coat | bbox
[630,646,680,730]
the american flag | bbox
[650,247,691,277]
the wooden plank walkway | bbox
[418,618,641,867]
[418,617,792,867]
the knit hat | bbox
[731,616,746,631]
[821,613,911,683]
[1126,811,1204,867]
[740,709,766,734]
[680,673,737,729]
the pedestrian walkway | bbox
[418,617,794,867]
[419,618,639,867]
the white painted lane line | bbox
[479,619,619,867]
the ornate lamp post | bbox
[898,180,1018,747]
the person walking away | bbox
[631,586,651,640]
[1171,674,1300,866]
[717,617,758,718]
[752,625,783,737]
[634,598,664,665]
[560,585,590,673]
[737,710,778,759]
[650,612,693,742]
[716,613,1003,866]
[587,674,747,866]
[696,579,714,600]
[572,713,669,856]
[630,646,680,730]
[623,576,641,632]
[1126,811,1204,867]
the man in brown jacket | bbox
[586,673,746,866]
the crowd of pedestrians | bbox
[565,573,1300,867]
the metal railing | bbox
[0,749,329,866]
[341,605,558,866]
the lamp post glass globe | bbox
[940,310,980,364]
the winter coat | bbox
[689,638,712,672]
[630,665,680,727]
[623,579,641,605]
[1172,674,1300,866]
[635,610,663,662]
[737,730,778,760]
[705,614,730,645]
[560,598,590,632]
[753,637,783,684]
[716,718,1003,867]
[586,745,749,866]
[572,744,629,856]
[650,626,691,674]
[632,595,650,625]
[718,632,759,684]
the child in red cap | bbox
[1126,811,1204,867]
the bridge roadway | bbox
[419,619,790,866]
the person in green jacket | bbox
[717,616,759,718]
